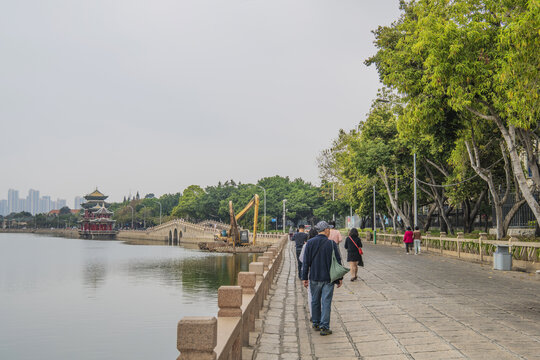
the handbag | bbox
[329,245,349,283]
[349,236,363,255]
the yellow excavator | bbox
[215,194,259,247]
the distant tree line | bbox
[109,176,350,231]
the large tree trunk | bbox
[463,190,487,233]
[422,164,454,234]
[378,213,386,232]
[377,166,411,228]
[503,199,526,234]
[465,139,512,239]
[466,105,540,225]
[423,203,436,232]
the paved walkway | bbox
[252,240,540,360]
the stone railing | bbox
[371,232,540,271]
[176,235,288,359]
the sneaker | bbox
[320,328,333,336]
[312,323,320,331]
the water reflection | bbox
[83,261,108,290]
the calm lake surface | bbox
[0,233,256,360]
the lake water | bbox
[0,233,256,359]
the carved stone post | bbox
[259,256,270,272]
[238,272,256,295]
[177,317,217,360]
[249,262,264,282]
[263,251,274,263]
[218,286,243,317]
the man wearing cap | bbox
[301,221,343,336]
[292,224,308,279]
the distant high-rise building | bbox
[18,199,26,213]
[39,196,51,214]
[74,196,84,210]
[27,189,40,215]
[0,200,7,216]
[8,189,19,214]
[54,199,67,210]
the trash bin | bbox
[493,245,512,271]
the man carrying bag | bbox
[301,221,347,336]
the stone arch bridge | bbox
[117,219,281,245]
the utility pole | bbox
[282,199,287,234]
[373,185,377,244]
[414,153,418,228]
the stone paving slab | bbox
[252,241,540,360]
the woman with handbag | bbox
[344,228,363,281]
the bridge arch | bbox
[168,230,172,244]
[173,228,178,244]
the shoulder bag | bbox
[348,236,363,255]
[329,243,349,283]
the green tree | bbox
[171,185,206,221]
[367,0,540,227]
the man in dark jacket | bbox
[301,221,343,336]
[292,224,308,278]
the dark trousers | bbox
[405,242,413,253]
[296,248,302,278]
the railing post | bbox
[249,262,264,282]
[177,317,217,360]
[479,233,487,263]
[259,256,270,272]
[238,272,256,295]
[457,232,464,258]
[263,251,274,264]
[238,271,256,346]
[218,286,243,317]
[217,286,242,359]
[440,232,446,254]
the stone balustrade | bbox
[177,236,288,360]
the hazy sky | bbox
[1,0,402,204]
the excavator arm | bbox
[226,194,260,246]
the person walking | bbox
[403,226,414,254]
[328,220,342,244]
[292,225,308,278]
[299,228,319,318]
[413,226,422,254]
[301,221,343,336]
[344,228,363,281]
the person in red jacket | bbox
[403,226,414,254]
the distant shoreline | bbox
[0,228,80,238]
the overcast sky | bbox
[1,0,402,204]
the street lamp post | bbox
[126,205,134,229]
[282,199,287,234]
[257,185,266,232]
[152,199,162,225]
